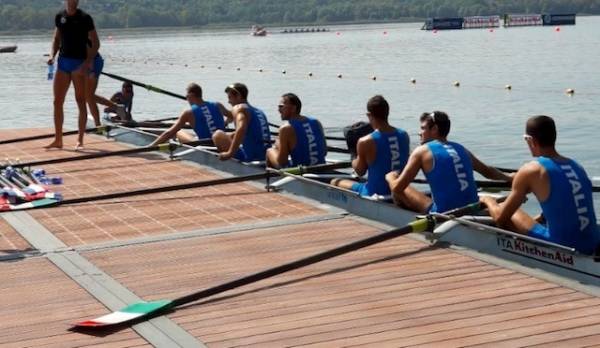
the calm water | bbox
[1,19,599,184]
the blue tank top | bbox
[241,104,271,161]
[536,157,599,254]
[359,129,409,197]
[288,117,327,167]
[425,140,478,213]
[191,102,225,139]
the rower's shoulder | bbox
[232,103,249,114]
[279,122,294,135]
[515,160,545,179]
[411,143,429,156]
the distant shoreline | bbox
[2,14,597,36]
[1,18,425,35]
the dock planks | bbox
[1,128,599,347]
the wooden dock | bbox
[1,129,599,347]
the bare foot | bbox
[44,140,63,149]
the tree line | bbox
[1,0,599,31]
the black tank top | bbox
[55,9,95,59]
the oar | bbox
[114,119,193,130]
[73,200,484,328]
[0,126,110,146]
[7,161,349,211]
[414,178,600,193]
[0,140,210,170]
[101,72,187,101]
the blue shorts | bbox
[57,56,84,74]
[91,54,104,78]
[351,182,364,193]
[528,223,550,240]
[234,146,266,162]
[234,148,249,162]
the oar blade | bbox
[75,300,172,328]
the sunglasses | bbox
[278,104,285,109]
[429,112,437,124]
[226,85,241,96]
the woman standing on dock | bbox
[46,0,99,149]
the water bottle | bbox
[47,63,54,81]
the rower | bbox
[213,83,271,162]
[386,111,511,213]
[150,83,231,146]
[331,95,409,198]
[481,115,599,255]
[102,81,135,121]
[266,93,327,168]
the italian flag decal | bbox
[76,300,172,327]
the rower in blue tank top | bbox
[387,111,512,213]
[213,83,271,162]
[267,93,327,168]
[331,95,410,198]
[237,104,271,161]
[191,102,226,139]
[425,140,478,212]
[150,83,231,146]
[482,115,599,255]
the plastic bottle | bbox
[47,63,54,81]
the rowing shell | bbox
[105,120,600,288]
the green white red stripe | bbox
[0,198,59,212]
[75,300,172,327]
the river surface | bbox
[1,18,599,211]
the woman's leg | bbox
[85,75,101,127]
[71,70,88,148]
[45,70,72,149]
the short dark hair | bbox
[281,93,302,113]
[122,81,133,90]
[420,111,451,137]
[225,82,248,100]
[526,115,556,147]
[187,83,202,99]
[366,95,389,121]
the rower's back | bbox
[523,115,599,255]
[239,104,271,161]
[534,157,599,254]
[289,116,327,166]
[425,140,479,212]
